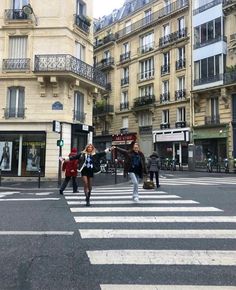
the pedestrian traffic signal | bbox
[57,139,64,147]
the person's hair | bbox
[83,144,96,155]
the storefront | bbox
[71,123,94,152]
[153,128,190,165]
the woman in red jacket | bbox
[59,148,78,195]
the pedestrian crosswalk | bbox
[64,185,236,289]
[159,176,236,186]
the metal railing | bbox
[161,64,170,75]
[94,34,117,48]
[139,125,153,135]
[74,111,86,123]
[121,77,129,86]
[34,54,106,88]
[4,108,25,119]
[175,89,186,100]
[120,102,129,111]
[3,58,30,71]
[160,92,170,103]
[159,28,187,47]
[133,95,155,107]
[95,57,115,70]
[194,35,227,50]
[138,42,155,54]
[194,74,223,86]
[176,58,186,70]
[193,0,222,15]
[93,104,114,115]
[160,123,170,129]
[75,15,90,33]
[137,69,155,81]
[4,9,29,20]
[205,115,220,125]
[120,52,131,62]
[175,121,186,128]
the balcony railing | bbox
[94,34,117,48]
[2,58,30,71]
[74,111,86,123]
[121,77,129,86]
[160,123,170,129]
[93,104,114,115]
[34,54,106,88]
[4,108,25,119]
[4,9,29,21]
[120,52,131,62]
[138,42,155,54]
[159,28,187,47]
[116,0,189,39]
[133,95,155,107]
[194,35,227,50]
[223,0,236,5]
[194,74,223,86]
[205,115,220,125]
[139,125,153,135]
[175,89,186,100]
[176,58,186,70]
[105,83,111,91]
[224,70,236,85]
[137,69,155,81]
[75,15,90,33]
[120,102,129,111]
[160,92,170,103]
[193,0,223,15]
[95,57,115,70]
[175,121,186,128]
[161,64,170,75]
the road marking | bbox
[35,192,54,196]
[79,229,236,239]
[87,250,236,265]
[67,200,198,205]
[74,216,236,223]
[0,191,20,194]
[0,198,60,201]
[65,195,180,200]
[100,285,236,290]
[63,190,167,195]
[0,231,74,235]
[70,206,222,213]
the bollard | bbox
[0,168,1,186]
[38,168,41,188]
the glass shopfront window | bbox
[0,132,46,177]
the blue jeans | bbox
[128,172,140,199]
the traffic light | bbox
[57,139,64,147]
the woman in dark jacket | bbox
[147,151,160,188]
[113,142,147,202]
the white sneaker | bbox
[133,197,139,203]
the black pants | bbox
[60,176,77,192]
[149,171,159,187]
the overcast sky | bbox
[93,0,125,19]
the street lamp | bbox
[22,4,38,25]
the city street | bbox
[0,173,236,289]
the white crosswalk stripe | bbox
[159,176,236,186]
[64,184,235,288]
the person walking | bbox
[112,142,147,202]
[69,144,110,206]
[147,151,160,188]
[59,148,78,195]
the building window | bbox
[12,0,28,9]
[74,91,85,122]
[125,20,131,34]
[6,87,25,118]
[122,116,129,129]
[177,46,185,61]
[163,23,170,37]
[121,91,128,104]
[77,0,86,16]
[139,84,153,97]
[121,67,129,85]
[140,32,154,52]
[9,36,27,59]
[76,42,85,61]
[177,107,186,122]
[139,58,154,80]
[138,112,152,127]
[210,97,219,117]
[162,109,169,124]
[178,76,185,90]
[123,42,129,53]
[104,50,111,60]
[144,9,151,24]
[162,80,169,94]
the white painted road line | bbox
[0,198,60,201]
[100,285,236,290]
[87,250,236,265]
[0,231,74,235]
[63,191,167,195]
[79,229,236,239]
[70,206,222,213]
[65,195,181,200]
[0,191,20,194]
[74,216,236,223]
[68,200,198,205]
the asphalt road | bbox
[0,173,236,290]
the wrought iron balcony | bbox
[133,95,155,108]
[205,115,220,125]
[175,121,186,128]
[160,92,170,103]
[121,77,129,86]
[138,42,155,54]
[4,9,29,21]
[160,123,170,129]
[193,0,222,15]
[137,69,155,81]
[95,57,115,70]
[2,58,30,71]
[194,36,227,50]
[175,89,186,100]
[105,83,111,91]
[4,108,25,119]
[34,54,106,88]
[224,70,236,85]
[94,34,117,48]
[120,52,131,62]
[116,0,189,39]
[176,58,186,70]
[74,111,86,123]
[161,64,170,76]
[223,0,236,12]
[139,125,153,135]
[120,102,129,111]
[194,74,223,86]
[75,15,90,33]
[93,104,114,116]
[159,28,187,48]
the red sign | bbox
[112,133,137,145]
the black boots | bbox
[85,191,91,206]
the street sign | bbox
[52,120,61,133]
[57,139,64,147]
